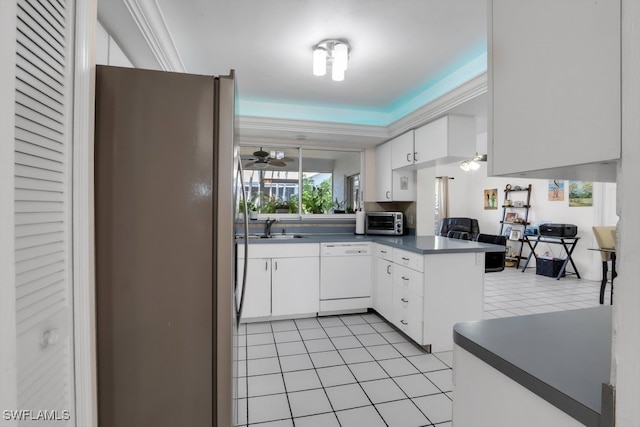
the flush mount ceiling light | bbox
[313,39,351,82]
[460,154,487,171]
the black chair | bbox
[439,217,480,241]
[477,233,507,273]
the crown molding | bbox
[387,72,487,138]
[238,116,389,138]
[122,0,185,72]
[237,73,487,147]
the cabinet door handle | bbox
[406,153,412,163]
[413,152,418,162]
[402,276,409,282]
[401,257,410,261]
[274,261,278,271]
[386,265,391,275]
[380,250,387,254]
[265,261,268,271]
[401,298,409,303]
[400,320,408,326]
[385,190,391,199]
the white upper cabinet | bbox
[376,139,415,202]
[413,115,476,168]
[391,131,416,170]
[375,140,393,201]
[488,0,620,182]
[390,115,476,170]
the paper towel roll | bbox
[355,210,366,235]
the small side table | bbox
[521,235,581,280]
[588,247,616,305]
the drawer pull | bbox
[401,298,409,303]
[386,265,391,275]
[400,320,408,326]
[401,257,410,261]
[380,250,387,253]
[402,276,409,281]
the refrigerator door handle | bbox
[236,156,250,324]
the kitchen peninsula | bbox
[453,307,613,427]
[237,234,503,352]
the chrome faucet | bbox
[264,217,277,237]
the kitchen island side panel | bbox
[423,252,485,352]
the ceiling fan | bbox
[244,147,293,168]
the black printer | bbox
[538,223,578,237]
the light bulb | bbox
[313,48,327,76]
[459,161,471,171]
[331,65,345,81]
[469,161,481,171]
[333,43,348,71]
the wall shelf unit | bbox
[499,184,532,268]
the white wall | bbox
[416,132,617,281]
[96,21,133,67]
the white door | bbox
[5,0,76,423]
[238,258,272,319]
[272,257,319,316]
[375,141,392,202]
[373,257,393,320]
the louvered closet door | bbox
[14,0,75,423]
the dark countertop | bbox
[236,234,504,255]
[454,306,612,427]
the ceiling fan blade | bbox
[244,161,258,167]
[268,160,287,167]
[253,147,270,158]
[280,157,294,162]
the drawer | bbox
[393,264,423,297]
[392,285,423,343]
[237,243,319,259]
[374,243,394,261]
[393,248,424,272]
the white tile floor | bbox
[236,267,608,426]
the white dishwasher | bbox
[320,242,372,313]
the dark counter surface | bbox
[454,306,612,427]
[237,234,504,255]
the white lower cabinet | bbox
[392,252,425,343]
[272,257,319,316]
[392,282,423,343]
[237,257,271,318]
[237,243,319,321]
[374,258,393,320]
[375,244,484,352]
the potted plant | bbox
[274,198,290,213]
[239,195,258,218]
[332,198,346,214]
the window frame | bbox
[238,144,364,221]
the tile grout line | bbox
[314,313,389,427]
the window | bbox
[239,146,361,217]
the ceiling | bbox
[97,0,488,147]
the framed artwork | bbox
[548,179,565,201]
[505,212,518,222]
[569,181,593,207]
[484,188,498,210]
[509,230,522,241]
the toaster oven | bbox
[365,212,404,235]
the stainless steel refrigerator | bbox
[95,65,239,426]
